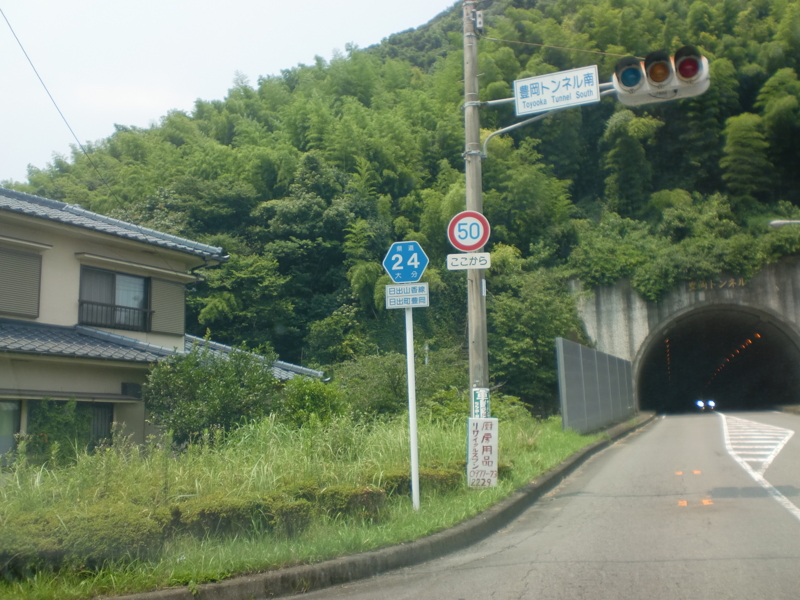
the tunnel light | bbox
[755,333,762,338]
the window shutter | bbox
[150,279,185,335]
[0,247,41,317]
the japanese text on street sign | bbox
[447,253,491,271]
[382,241,429,283]
[514,65,600,117]
[467,418,498,488]
[385,283,429,309]
[471,388,490,418]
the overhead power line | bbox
[0,7,112,189]
[483,36,643,59]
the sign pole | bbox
[405,306,420,510]
[382,241,430,510]
[463,1,490,394]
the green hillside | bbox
[8,0,800,411]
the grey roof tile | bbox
[0,187,227,261]
[183,334,324,380]
[0,319,321,381]
[0,318,170,363]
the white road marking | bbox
[719,413,800,523]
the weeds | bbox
[0,414,599,600]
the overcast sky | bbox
[0,1,458,183]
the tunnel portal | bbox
[637,308,800,413]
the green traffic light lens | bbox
[620,67,642,88]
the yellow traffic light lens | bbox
[649,62,671,83]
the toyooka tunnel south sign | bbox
[514,65,600,117]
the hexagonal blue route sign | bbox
[383,241,429,283]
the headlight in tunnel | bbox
[707,400,716,408]
[696,400,705,408]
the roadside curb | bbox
[116,412,657,600]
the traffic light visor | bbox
[674,45,703,82]
[645,51,672,85]
[615,57,643,90]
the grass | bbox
[0,414,600,600]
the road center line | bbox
[719,413,800,523]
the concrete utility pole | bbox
[462,1,489,391]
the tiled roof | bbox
[184,335,324,380]
[0,187,227,261]
[0,319,321,380]
[0,318,171,363]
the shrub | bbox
[176,493,270,537]
[175,493,312,538]
[0,512,64,580]
[275,377,344,428]
[268,498,313,537]
[314,485,386,520]
[381,467,463,496]
[144,342,280,444]
[332,346,469,419]
[24,399,93,461]
[62,503,163,565]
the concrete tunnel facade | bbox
[572,256,800,413]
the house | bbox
[0,187,321,454]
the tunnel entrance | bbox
[637,307,800,413]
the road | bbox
[301,411,800,599]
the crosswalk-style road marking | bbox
[719,413,800,522]
[722,414,794,475]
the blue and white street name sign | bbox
[513,65,600,117]
[385,283,429,309]
[383,241,429,283]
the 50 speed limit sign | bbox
[447,210,491,252]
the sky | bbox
[0,0,458,183]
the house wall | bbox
[0,355,148,396]
[0,214,194,348]
[0,355,151,443]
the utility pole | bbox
[462,1,489,391]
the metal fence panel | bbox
[556,338,635,434]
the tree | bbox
[720,113,774,211]
[602,110,663,219]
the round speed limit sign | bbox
[447,211,491,252]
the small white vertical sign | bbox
[471,387,490,418]
[467,418,498,488]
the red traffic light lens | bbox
[677,57,700,79]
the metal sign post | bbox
[383,241,429,511]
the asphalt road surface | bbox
[301,411,800,600]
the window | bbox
[0,246,41,317]
[0,401,20,455]
[79,267,151,331]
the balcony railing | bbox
[78,300,152,332]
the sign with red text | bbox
[467,418,498,488]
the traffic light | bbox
[612,46,710,106]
